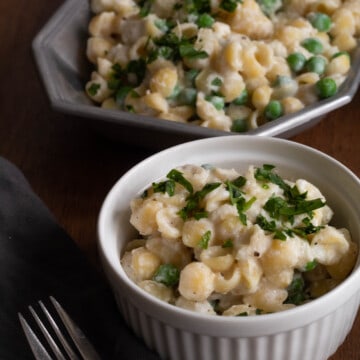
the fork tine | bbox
[39,301,80,360]
[18,312,52,360]
[50,297,102,360]
[29,305,67,360]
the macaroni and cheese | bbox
[85,0,360,132]
[121,164,358,315]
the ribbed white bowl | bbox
[98,136,360,360]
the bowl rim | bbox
[98,135,360,336]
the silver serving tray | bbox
[32,0,360,148]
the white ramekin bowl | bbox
[98,136,360,360]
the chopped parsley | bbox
[284,272,309,305]
[115,86,133,107]
[225,177,255,225]
[222,239,234,248]
[237,312,249,316]
[87,83,101,96]
[178,182,221,220]
[107,60,146,107]
[179,44,209,59]
[290,217,324,238]
[151,169,193,196]
[167,169,193,194]
[139,0,153,17]
[304,259,317,272]
[256,214,287,240]
[149,32,208,63]
[254,165,326,239]
[220,0,243,12]
[255,164,288,191]
[211,77,223,87]
[153,264,180,287]
[198,230,212,249]
[152,179,176,196]
[185,0,211,15]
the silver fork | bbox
[18,296,101,360]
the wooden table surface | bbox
[1,1,359,359]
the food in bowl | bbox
[121,163,358,316]
[98,136,360,360]
[85,0,360,133]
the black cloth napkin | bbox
[0,157,159,360]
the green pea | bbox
[256,0,281,16]
[231,118,248,132]
[264,100,283,120]
[287,52,307,73]
[232,89,248,105]
[305,56,326,75]
[307,12,332,32]
[177,88,197,105]
[273,75,292,87]
[196,13,215,28]
[301,38,323,54]
[315,78,337,99]
[205,95,225,110]
[185,69,200,87]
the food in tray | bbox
[85,0,360,132]
[120,164,358,316]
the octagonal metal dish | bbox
[32,0,360,149]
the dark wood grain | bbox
[1,1,359,359]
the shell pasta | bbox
[85,0,360,133]
[121,164,358,316]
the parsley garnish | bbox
[139,0,153,17]
[115,86,133,107]
[220,0,242,12]
[304,259,317,271]
[150,32,208,62]
[198,230,211,249]
[255,215,287,240]
[153,264,180,287]
[237,312,249,316]
[185,0,211,14]
[255,165,326,238]
[291,217,324,237]
[178,182,221,220]
[152,169,193,196]
[152,180,175,196]
[87,83,101,96]
[222,239,234,248]
[179,44,209,59]
[255,164,288,192]
[147,46,174,63]
[232,176,247,187]
[225,178,254,225]
[108,60,146,104]
[211,77,223,87]
[167,169,193,193]
[284,272,309,305]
